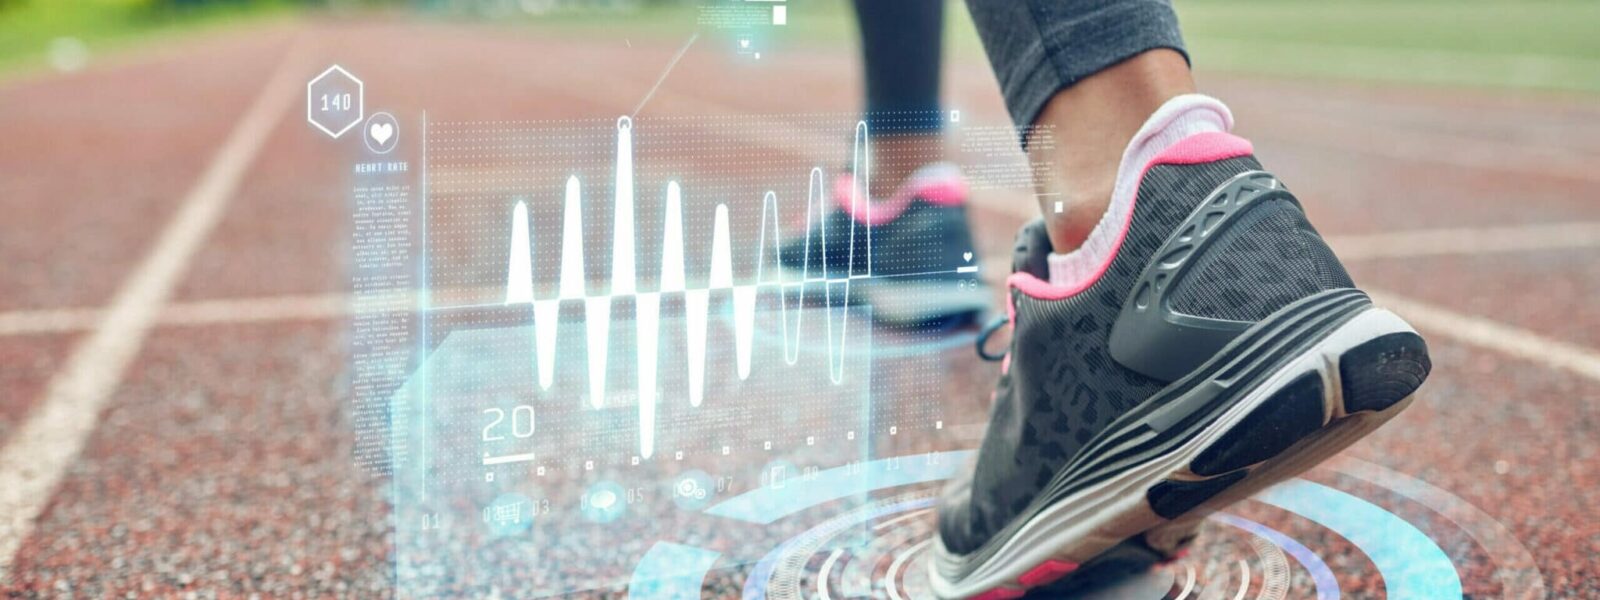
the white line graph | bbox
[494,116,875,458]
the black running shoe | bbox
[930,132,1431,598]
[778,163,990,326]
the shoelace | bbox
[975,314,1009,362]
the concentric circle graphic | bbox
[631,451,1546,599]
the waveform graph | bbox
[482,115,879,459]
[390,112,987,597]
[414,112,983,470]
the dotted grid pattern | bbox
[426,113,961,296]
[420,308,871,476]
[419,113,965,480]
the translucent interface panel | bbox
[378,114,982,595]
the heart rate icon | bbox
[370,122,393,145]
[962,252,973,262]
[363,112,398,154]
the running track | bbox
[0,20,1597,597]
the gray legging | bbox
[853,0,1188,132]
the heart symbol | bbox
[962,252,973,262]
[740,39,750,48]
[370,122,393,145]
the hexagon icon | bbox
[306,65,364,139]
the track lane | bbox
[1,18,1597,596]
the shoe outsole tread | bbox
[949,317,1430,598]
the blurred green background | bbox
[3,0,1598,93]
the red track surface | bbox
[1,20,1597,598]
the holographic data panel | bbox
[391,114,976,596]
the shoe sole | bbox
[929,304,1429,599]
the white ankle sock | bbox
[1047,94,1234,288]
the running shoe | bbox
[778,162,990,326]
[930,131,1431,598]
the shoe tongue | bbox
[1011,219,1053,279]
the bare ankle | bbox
[1027,49,1195,252]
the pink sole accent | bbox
[833,171,969,226]
[1006,132,1254,301]
[970,587,1026,600]
[1017,559,1080,587]
[1157,547,1192,566]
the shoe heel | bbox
[1340,332,1430,414]
[1150,320,1430,520]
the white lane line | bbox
[1330,222,1600,262]
[1371,287,1600,383]
[973,220,1600,280]
[963,191,1600,262]
[0,293,347,336]
[972,275,1600,383]
[0,40,307,578]
[4,222,1599,405]
[968,259,1600,382]
[1245,111,1600,184]
[0,287,464,337]
[1,258,1597,393]
[817,548,844,600]
[0,306,100,337]
[146,293,347,326]
[2,218,1592,336]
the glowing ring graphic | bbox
[630,450,1474,599]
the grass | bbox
[1177,1,1600,93]
[2,0,1595,93]
[0,0,295,77]
[503,0,1600,95]
[1180,1,1600,61]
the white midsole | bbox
[929,308,1417,599]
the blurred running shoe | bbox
[778,162,990,326]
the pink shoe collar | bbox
[1006,132,1254,301]
[834,162,969,226]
